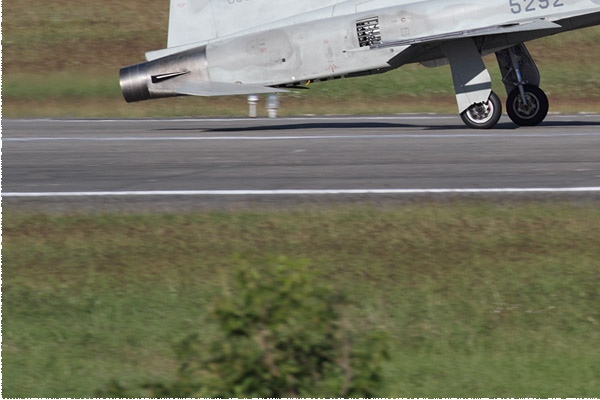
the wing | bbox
[380,9,600,67]
[378,18,561,49]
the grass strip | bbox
[2,203,600,397]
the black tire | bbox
[506,85,549,126]
[460,91,502,129]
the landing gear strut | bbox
[496,43,549,127]
[460,91,502,129]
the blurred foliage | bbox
[100,256,389,398]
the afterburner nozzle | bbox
[120,62,152,103]
[120,46,209,103]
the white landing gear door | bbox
[442,39,492,114]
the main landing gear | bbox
[496,43,549,128]
[457,42,551,129]
[460,83,549,130]
[447,40,549,129]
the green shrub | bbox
[101,256,388,398]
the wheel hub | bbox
[460,91,502,129]
[467,101,493,122]
[516,94,538,116]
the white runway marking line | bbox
[5,132,600,142]
[4,188,600,197]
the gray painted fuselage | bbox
[119,0,600,127]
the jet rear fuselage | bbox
[119,0,600,128]
[202,0,598,87]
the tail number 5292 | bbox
[509,0,565,14]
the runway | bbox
[3,115,600,211]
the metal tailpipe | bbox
[120,62,152,103]
[119,46,209,103]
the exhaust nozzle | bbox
[119,62,152,103]
[119,46,209,103]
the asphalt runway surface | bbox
[3,114,600,211]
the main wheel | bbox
[506,85,549,126]
[460,91,502,129]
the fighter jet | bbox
[120,0,600,129]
